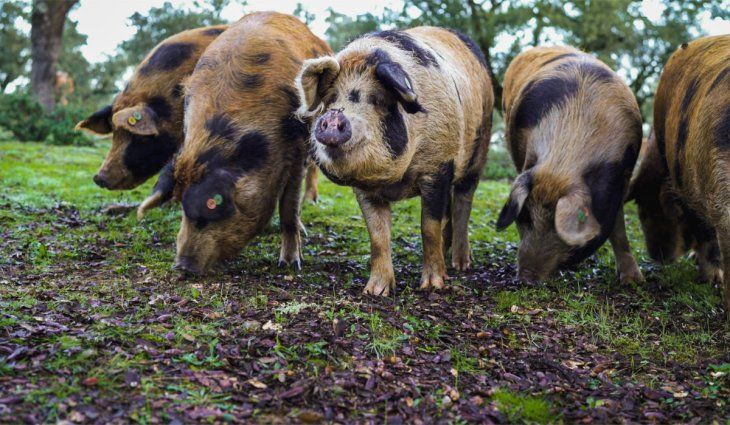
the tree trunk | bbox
[30,0,78,112]
[467,0,504,114]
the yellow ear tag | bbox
[127,116,137,126]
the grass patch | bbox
[492,389,554,424]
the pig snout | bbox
[315,109,352,147]
[173,255,201,275]
[93,171,110,189]
[517,268,540,284]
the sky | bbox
[67,0,730,64]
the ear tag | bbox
[577,208,588,223]
[133,111,142,120]
[213,194,223,205]
[404,77,412,91]
[207,194,223,210]
[128,116,138,126]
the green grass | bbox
[1,139,728,421]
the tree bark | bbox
[30,0,78,112]
[467,0,503,114]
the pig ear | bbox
[112,104,159,136]
[555,189,601,246]
[295,56,340,117]
[76,105,113,135]
[375,61,425,114]
[496,171,532,230]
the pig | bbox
[172,12,332,273]
[295,28,494,295]
[629,35,729,309]
[75,24,320,219]
[497,46,644,284]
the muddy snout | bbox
[93,171,110,189]
[315,109,352,147]
[173,255,202,275]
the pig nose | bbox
[174,256,201,275]
[93,172,109,188]
[315,109,352,147]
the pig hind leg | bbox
[450,172,480,271]
[683,207,724,284]
[356,190,395,296]
[278,165,305,269]
[719,225,730,313]
[609,205,645,284]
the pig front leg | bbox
[419,164,454,290]
[278,166,304,269]
[451,173,480,271]
[685,216,724,285]
[356,190,395,296]
[609,205,644,284]
[718,226,730,313]
[303,163,319,203]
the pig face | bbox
[173,123,273,274]
[295,50,425,182]
[77,101,177,189]
[497,171,602,282]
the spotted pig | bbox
[172,12,332,273]
[630,35,729,309]
[497,46,644,284]
[295,27,494,296]
[75,24,320,218]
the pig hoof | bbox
[363,277,394,296]
[303,190,318,203]
[700,266,723,285]
[619,265,644,285]
[451,255,471,272]
[277,258,302,270]
[420,272,447,291]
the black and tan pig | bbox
[497,46,644,284]
[295,28,494,295]
[630,35,729,309]
[172,12,332,273]
[76,24,320,219]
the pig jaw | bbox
[174,216,257,274]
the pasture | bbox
[0,139,728,423]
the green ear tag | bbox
[577,209,587,223]
[213,194,223,205]
[133,111,142,120]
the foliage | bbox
[0,92,92,145]
[0,0,30,92]
[325,0,729,121]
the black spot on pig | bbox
[513,77,578,130]
[348,90,360,103]
[237,73,264,90]
[182,168,238,229]
[423,161,455,219]
[496,172,533,231]
[382,102,408,158]
[205,114,238,142]
[172,84,184,98]
[140,42,195,75]
[147,96,172,121]
[448,29,487,70]
[85,104,113,133]
[541,53,578,67]
[370,30,439,68]
[202,27,225,37]
[233,131,269,172]
[715,105,730,150]
[576,62,615,83]
[124,132,177,180]
[681,203,721,266]
[279,86,309,143]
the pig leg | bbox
[609,205,645,284]
[451,174,480,271]
[718,224,730,312]
[419,169,452,290]
[685,215,724,284]
[278,167,304,269]
[303,163,319,203]
[356,190,395,296]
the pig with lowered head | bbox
[629,35,729,309]
[295,28,494,296]
[172,12,332,273]
[497,46,644,284]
